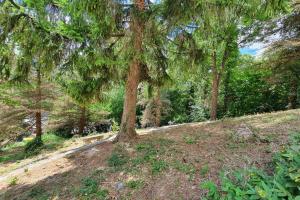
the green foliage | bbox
[183,135,197,144]
[107,146,129,170]
[8,177,18,187]
[28,186,49,200]
[200,165,210,176]
[0,133,66,163]
[126,180,144,189]
[172,160,196,177]
[224,58,289,117]
[151,159,168,174]
[108,87,125,125]
[79,177,108,200]
[201,133,300,200]
[24,137,43,155]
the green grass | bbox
[8,176,18,187]
[200,164,209,176]
[0,133,67,164]
[126,180,144,189]
[77,176,108,200]
[183,135,197,144]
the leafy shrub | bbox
[200,134,300,200]
[25,137,43,155]
[53,125,74,138]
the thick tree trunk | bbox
[288,76,298,109]
[35,68,42,139]
[154,88,161,127]
[116,0,145,142]
[78,106,86,136]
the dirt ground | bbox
[1,109,300,200]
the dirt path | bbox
[0,122,199,186]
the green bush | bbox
[200,134,300,200]
[24,137,43,155]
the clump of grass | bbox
[126,180,144,189]
[8,177,18,187]
[107,145,129,170]
[172,160,196,176]
[183,135,197,144]
[151,160,168,174]
[200,164,209,176]
[78,177,108,200]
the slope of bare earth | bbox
[1,109,300,200]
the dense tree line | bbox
[0,0,299,144]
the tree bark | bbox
[210,70,220,120]
[154,87,161,127]
[223,69,231,114]
[78,105,86,136]
[210,52,220,121]
[288,76,298,109]
[35,67,42,139]
[116,0,145,142]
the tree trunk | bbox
[154,88,161,127]
[78,105,86,136]
[116,0,145,142]
[35,68,42,139]
[210,52,220,121]
[210,70,220,120]
[288,76,298,109]
[223,69,231,114]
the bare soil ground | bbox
[1,109,300,200]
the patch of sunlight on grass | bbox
[0,133,67,164]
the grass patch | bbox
[183,135,197,144]
[8,176,18,187]
[126,180,144,189]
[28,186,49,200]
[78,177,108,200]
[151,159,168,174]
[0,133,67,164]
[200,164,209,176]
[172,160,196,175]
[107,145,129,171]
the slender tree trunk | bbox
[223,69,231,114]
[288,76,298,109]
[210,52,220,121]
[78,105,86,136]
[116,0,145,142]
[154,88,161,127]
[35,68,42,139]
[210,70,220,120]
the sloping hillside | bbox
[1,109,300,200]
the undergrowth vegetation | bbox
[201,133,300,200]
[0,133,66,163]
